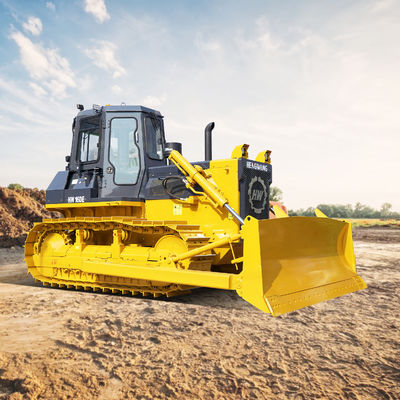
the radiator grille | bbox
[239,160,272,220]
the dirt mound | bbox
[0,187,58,247]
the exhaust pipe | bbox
[205,122,215,161]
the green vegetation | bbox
[289,203,400,219]
[7,183,24,190]
[270,186,283,202]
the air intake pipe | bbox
[205,122,215,161]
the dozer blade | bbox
[238,216,366,316]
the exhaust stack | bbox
[205,122,215,161]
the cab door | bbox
[101,112,144,200]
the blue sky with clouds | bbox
[0,0,399,210]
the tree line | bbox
[268,186,399,219]
[288,202,400,219]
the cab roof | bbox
[76,105,162,118]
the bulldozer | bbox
[25,104,366,316]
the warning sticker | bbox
[173,204,183,216]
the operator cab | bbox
[47,105,167,204]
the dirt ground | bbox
[0,228,399,400]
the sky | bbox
[0,0,399,211]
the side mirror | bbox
[65,155,71,162]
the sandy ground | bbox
[0,228,399,400]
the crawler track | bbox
[25,217,215,297]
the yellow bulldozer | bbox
[25,104,366,316]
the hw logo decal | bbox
[248,176,267,214]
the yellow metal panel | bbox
[46,201,144,209]
[315,208,328,218]
[267,276,366,316]
[81,260,238,289]
[46,201,145,218]
[238,216,366,315]
[146,159,241,238]
[272,205,289,218]
[255,150,271,164]
[209,158,240,214]
[231,144,249,159]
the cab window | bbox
[145,117,164,160]
[78,116,100,162]
[109,118,140,185]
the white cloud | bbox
[46,2,56,11]
[195,33,221,52]
[10,31,76,98]
[0,78,68,129]
[84,0,110,23]
[29,82,47,97]
[83,41,125,78]
[111,84,122,94]
[22,16,43,36]
[236,16,281,53]
[142,95,166,109]
[0,75,76,190]
[368,0,395,13]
